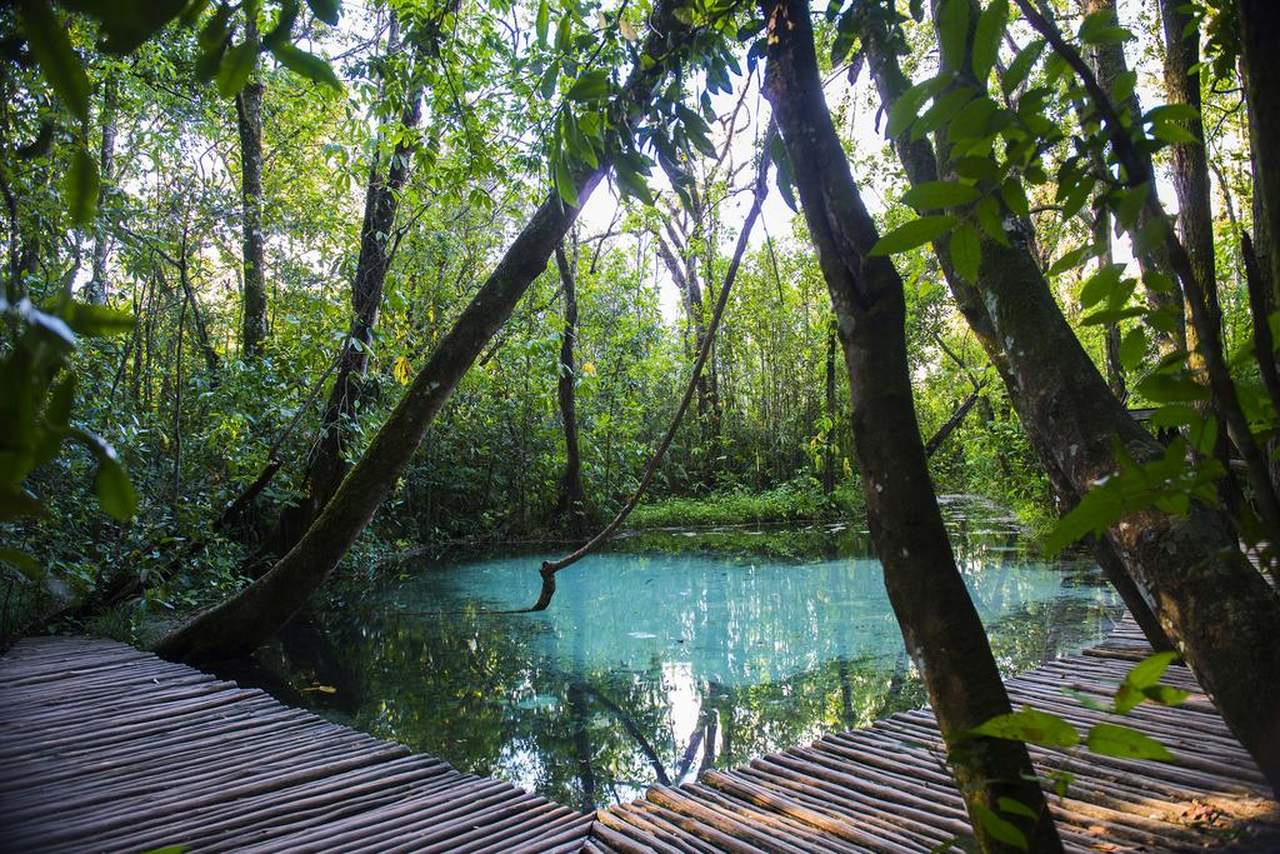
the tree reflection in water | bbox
[247,500,1122,810]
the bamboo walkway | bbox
[1,621,1277,852]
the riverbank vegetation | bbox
[5,0,1280,847]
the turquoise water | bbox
[252,504,1122,809]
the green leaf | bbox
[566,70,609,101]
[953,156,1001,183]
[947,97,998,141]
[1142,684,1190,706]
[972,0,1009,83]
[307,0,341,25]
[913,87,976,140]
[770,133,798,212]
[1080,10,1133,46]
[65,145,100,226]
[270,43,342,90]
[1151,120,1197,145]
[902,180,980,210]
[886,75,947,138]
[217,38,259,97]
[71,0,191,55]
[554,158,578,208]
[869,216,956,257]
[831,15,858,66]
[62,302,134,337]
[0,547,42,582]
[1079,263,1125,311]
[1000,177,1028,218]
[1047,243,1099,277]
[1113,682,1144,715]
[950,222,981,283]
[536,0,549,46]
[555,12,571,51]
[1144,103,1199,124]
[1002,39,1044,97]
[95,456,137,522]
[937,0,970,73]
[1135,372,1209,404]
[1119,327,1147,370]
[1086,723,1174,761]
[614,163,653,205]
[970,803,1028,851]
[18,0,91,122]
[1081,305,1145,326]
[538,61,559,98]
[1111,70,1137,105]
[971,707,1080,748]
[974,195,1010,246]
[997,796,1038,820]
[1126,651,1179,690]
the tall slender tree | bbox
[85,76,115,305]
[761,1,1060,847]
[552,240,588,532]
[235,19,267,358]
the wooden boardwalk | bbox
[2,622,1277,852]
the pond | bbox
[247,498,1123,810]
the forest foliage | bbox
[5,0,1280,848]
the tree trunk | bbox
[1083,0,1186,354]
[154,0,694,663]
[236,76,267,358]
[86,76,116,305]
[270,63,424,558]
[1157,0,1242,510]
[761,2,1061,848]
[1238,1,1280,298]
[861,16,1173,655]
[553,241,588,533]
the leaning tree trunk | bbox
[1157,0,1241,508]
[1083,0,1186,354]
[861,16,1172,654]
[236,76,268,358]
[761,1,1061,849]
[155,0,696,663]
[270,74,425,559]
[552,242,588,533]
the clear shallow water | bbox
[248,500,1122,810]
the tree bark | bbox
[553,241,588,533]
[154,0,695,663]
[761,2,1061,848]
[1082,0,1186,354]
[236,75,267,358]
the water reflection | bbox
[248,499,1122,809]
